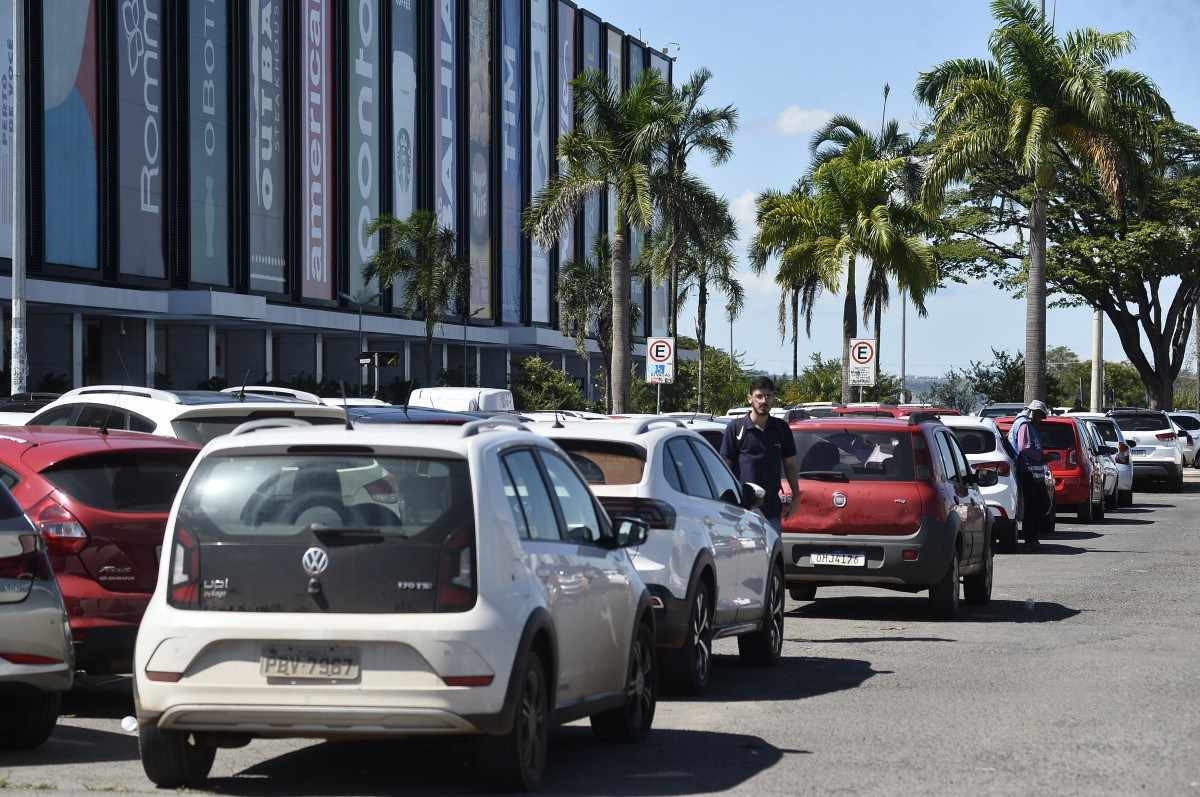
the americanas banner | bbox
[301,0,331,300]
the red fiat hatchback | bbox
[997,416,1105,523]
[0,427,200,672]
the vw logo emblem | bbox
[832,492,848,508]
[301,547,329,577]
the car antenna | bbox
[553,406,564,429]
[237,369,251,402]
[339,381,354,431]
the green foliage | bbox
[927,371,978,413]
[512,356,585,412]
[629,347,747,414]
[780,354,842,403]
[965,348,1027,404]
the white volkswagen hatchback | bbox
[134,418,656,791]
[534,417,785,696]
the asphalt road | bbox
[3,477,1199,796]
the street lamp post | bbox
[340,290,383,393]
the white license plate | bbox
[260,645,360,681]
[812,551,866,567]
[1132,447,1153,456]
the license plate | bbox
[812,551,866,567]
[1132,447,1152,456]
[260,645,360,681]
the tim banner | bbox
[529,0,550,323]
[500,0,524,323]
[301,0,331,300]
[848,338,878,387]
[645,337,675,384]
[392,0,417,310]
[555,1,575,283]
[248,0,285,293]
[467,0,492,319]
[433,0,456,232]
[580,15,599,262]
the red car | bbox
[0,428,200,673]
[831,404,962,419]
[997,416,1105,523]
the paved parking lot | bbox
[3,478,1199,795]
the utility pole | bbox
[1195,305,1199,410]
[10,0,27,395]
[1090,309,1103,412]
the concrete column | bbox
[586,355,592,402]
[207,325,218,380]
[264,331,274,382]
[71,313,84,388]
[442,344,449,374]
[475,347,482,387]
[403,341,411,381]
[145,319,156,387]
[505,349,512,388]
[1090,310,1103,412]
[561,353,567,373]
[315,334,324,383]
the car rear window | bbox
[1038,423,1078,450]
[1112,413,1170,433]
[949,426,996,455]
[793,429,915,481]
[1170,414,1200,431]
[42,452,197,513]
[170,413,345,444]
[552,439,645,485]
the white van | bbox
[407,387,516,413]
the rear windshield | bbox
[1112,413,1170,433]
[1088,420,1120,443]
[552,440,645,485]
[43,452,196,513]
[793,429,915,481]
[1170,414,1200,431]
[1039,423,1079,450]
[178,454,471,539]
[949,426,996,455]
[170,414,344,444]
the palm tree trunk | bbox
[697,274,708,414]
[425,326,435,389]
[874,303,882,389]
[611,229,631,414]
[667,251,679,338]
[1025,191,1048,403]
[841,256,858,403]
[791,288,800,380]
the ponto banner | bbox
[646,337,675,385]
[848,338,877,387]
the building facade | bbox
[0,0,671,397]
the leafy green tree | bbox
[783,353,842,403]
[629,345,747,415]
[928,369,979,413]
[525,69,671,414]
[512,356,586,412]
[917,0,1172,403]
[966,348,1027,403]
[364,210,469,388]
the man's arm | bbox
[719,421,738,473]
[782,455,801,518]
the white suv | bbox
[26,386,346,444]
[534,417,785,696]
[939,416,1021,552]
[1109,409,1185,491]
[133,418,656,791]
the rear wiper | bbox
[798,470,849,483]
[308,526,384,545]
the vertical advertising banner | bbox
[392,0,417,311]
[580,15,599,264]
[554,1,575,281]
[301,0,331,300]
[0,0,14,259]
[604,28,621,245]
[348,0,380,302]
[433,0,456,233]
[626,40,645,335]
[189,0,229,285]
[248,0,285,293]
[529,0,549,323]
[500,0,523,323]
[44,0,99,268]
[117,0,164,278]
[467,0,492,319]
[649,50,670,335]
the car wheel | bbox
[592,621,656,743]
[481,653,549,791]
[928,548,960,620]
[789,584,817,602]
[666,583,713,696]
[963,540,993,605]
[1118,489,1133,507]
[738,562,785,666]
[1094,493,1105,521]
[1170,466,1185,492]
[0,691,60,750]
[139,724,217,789]
[1076,498,1094,523]
[996,519,1018,554]
[1105,489,1118,510]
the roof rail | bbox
[64,385,181,403]
[633,416,687,435]
[230,418,313,436]
[459,416,528,438]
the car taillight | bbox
[972,460,1010,477]
[597,497,676,529]
[31,496,89,556]
[1068,450,1078,467]
[436,528,475,612]
[913,433,934,481]
[168,527,200,609]
[1115,443,1130,465]
[1156,431,1177,442]
[0,533,52,581]
[0,652,63,665]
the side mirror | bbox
[719,488,740,508]
[612,517,649,548]
[741,482,765,510]
[975,468,999,487]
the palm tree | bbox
[525,69,671,413]
[916,0,1171,401]
[364,210,469,388]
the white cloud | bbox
[772,106,834,137]
[731,190,757,241]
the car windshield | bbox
[949,426,996,455]
[1088,420,1120,443]
[1169,414,1200,431]
[170,414,344,444]
[1112,413,1170,433]
[1037,423,1078,450]
[43,452,197,513]
[552,439,645,485]
[792,429,915,481]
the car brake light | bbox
[436,528,475,611]
[0,652,64,665]
[0,533,52,581]
[972,460,1010,477]
[1068,450,1078,467]
[146,670,183,683]
[597,497,676,529]
[31,496,89,556]
[912,433,934,481]
[442,674,494,687]
[1156,431,1177,442]
[168,527,200,609]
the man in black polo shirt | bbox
[719,376,801,532]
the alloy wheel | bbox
[766,569,784,655]
[626,632,655,730]
[691,591,712,685]
[516,667,546,778]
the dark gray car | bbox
[0,484,73,749]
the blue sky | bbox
[583,0,1200,378]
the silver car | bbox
[0,485,73,749]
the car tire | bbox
[996,520,1019,554]
[1118,489,1133,507]
[138,724,217,789]
[1076,499,1093,523]
[789,584,817,602]
[1094,494,1105,521]
[1169,466,1185,492]
[928,548,960,620]
[591,620,657,743]
[738,562,785,666]
[1105,487,1118,510]
[0,691,60,750]
[665,582,713,696]
[481,653,549,792]
[963,540,993,605]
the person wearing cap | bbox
[1009,400,1048,548]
